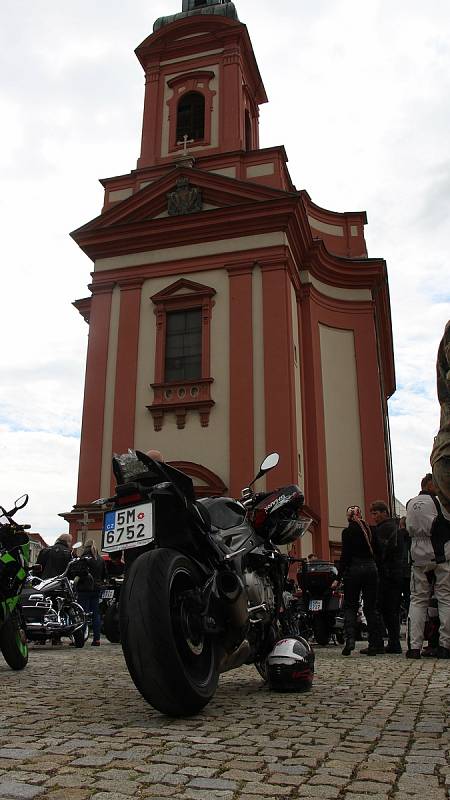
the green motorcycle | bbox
[0,494,31,670]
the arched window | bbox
[176,92,205,143]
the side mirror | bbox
[260,453,279,473]
[249,453,280,488]
[14,494,29,511]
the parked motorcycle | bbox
[21,565,87,647]
[0,494,30,670]
[100,577,123,643]
[293,559,345,645]
[101,450,312,716]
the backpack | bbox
[430,496,450,564]
[68,557,95,590]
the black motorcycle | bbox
[291,559,345,646]
[101,450,311,716]
[100,577,123,643]
[21,566,87,647]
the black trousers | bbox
[343,560,382,648]
[378,574,402,645]
[401,576,411,617]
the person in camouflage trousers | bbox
[431,320,450,512]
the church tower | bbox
[65,0,396,559]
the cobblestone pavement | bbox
[1,640,449,800]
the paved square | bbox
[0,642,449,799]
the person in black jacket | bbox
[104,551,125,579]
[370,500,404,654]
[338,506,384,657]
[36,534,73,579]
[68,540,107,646]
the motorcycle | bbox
[21,564,87,647]
[100,577,123,643]
[292,559,345,645]
[0,494,31,670]
[101,450,312,716]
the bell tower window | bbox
[176,92,205,143]
[167,71,216,154]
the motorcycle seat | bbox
[21,586,41,601]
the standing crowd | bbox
[339,320,450,659]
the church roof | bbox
[154,0,238,32]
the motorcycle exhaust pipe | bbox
[219,639,252,673]
[216,571,248,630]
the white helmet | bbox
[267,637,314,691]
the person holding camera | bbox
[338,506,384,657]
[68,540,107,647]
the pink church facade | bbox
[63,0,396,561]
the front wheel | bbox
[72,627,86,648]
[0,611,29,669]
[103,603,121,643]
[120,548,219,717]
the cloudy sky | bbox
[1,0,448,543]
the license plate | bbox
[101,589,114,600]
[309,599,323,611]
[102,502,154,553]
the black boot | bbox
[385,641,402,654]
[342,639,355,656]
[360,641,385,655]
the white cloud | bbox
[0,427,80,545]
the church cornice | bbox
[71,196,301,261]
[300,190,368,227]
[72,176,387,296]
[100,145,291,187]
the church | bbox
[63,0,396,560]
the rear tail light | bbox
[116,493,142,506]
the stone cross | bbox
[79,509,90,545]
[177,133,194,156]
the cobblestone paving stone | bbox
[0,641,449,800]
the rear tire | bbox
[335,627,345,644]
[255,659,269,682]
[120,548,218,716]
[0,611,29,669]
[313,614,330,646]
[103,603,120,643]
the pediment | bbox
[71,166,289,238]
[151,278,216,304]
